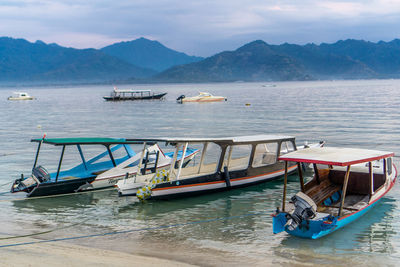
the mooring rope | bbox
[0,211,268,248]
[0,187,115,203]
[0,181,12,188]
[0,219,90,241]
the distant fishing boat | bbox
[273,147,397,239]
[103,87,167,101]
[176,92,227,103]
[7,92,35,100]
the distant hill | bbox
[154,40,388,82]
[2,36,400,84]
[154,40,310,82]
[317,39,400,77]
[0,37,155,83]
[267,41,376,79]
[101,37,203,72]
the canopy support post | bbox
[176,142,188,180]
[226,145,233,168]
[313,163,320,184]
[338,165,351,217]
[369,162,374,199]
[197,142,208,174]
[32,142,42,170]
[297,162,305,193]
[106,145,116,167]
[56,145,66,182]
[282,161,288,212]
[168,144,180,180]
[137,142,147,174]
[77,144,87,171]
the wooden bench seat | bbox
[305,178,341,205]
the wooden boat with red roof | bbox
[273,147,397,239]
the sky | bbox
[1,0,400,57]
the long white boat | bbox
[116,135,324,200]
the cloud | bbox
[0,0,400,56]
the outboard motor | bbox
[32,165,50,182]
[285,192,317,231]
[176,95,185,103]
[11,166,50,193]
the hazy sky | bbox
[1,0,400,56]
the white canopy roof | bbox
[278,147,394,166]
[114,89,151,93]
[127,135,295,144]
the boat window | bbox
[170,142,221,178]
[387,157,392,175]
[252,142,278,167]
[222,145,251,171]
[279,141,295,155]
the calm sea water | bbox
[0,80,400,266]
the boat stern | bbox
[11,175,38,193]
[10,166,51,194]
[272,212,288,234]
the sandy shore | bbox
[0,237,197,267]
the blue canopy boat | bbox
[10,137,197,197]
[273,147,397,239]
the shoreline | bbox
[0,236,197,267]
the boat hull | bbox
[103,93,167,101]
[25,177,95,197]
[181,97,226,103]
[7,97,34,100]
[119,164,298,199]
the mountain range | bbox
[101,37,203,72]
[1,36,400,84]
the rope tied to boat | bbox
[0,211,269,248]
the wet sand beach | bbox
[0,237,196,267]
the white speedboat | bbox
[176,92,227,103]
[81,143,198,191]
[7,92,35,100]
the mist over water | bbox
[0,80,400,265]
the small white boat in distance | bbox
[176,92,227,103]
[7,92,35,100]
